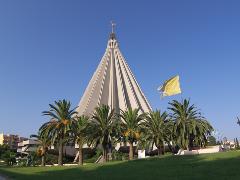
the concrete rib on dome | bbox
[76,32,152,115]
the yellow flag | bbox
[158,75,181,97]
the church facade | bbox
[76,31,152,115]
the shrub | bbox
[1,150,16,166]
[111,150,128,161]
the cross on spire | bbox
[111,21,116,33]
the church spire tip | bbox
[109,21,116,40]
[111,21,116,33]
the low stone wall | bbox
[177,146,222,155]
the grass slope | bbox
[0,151,240,180]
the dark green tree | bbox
[120,108,145,160]
[0,144,10,158]
[207,136,217,146]
[142,110,171,155]
[30,132,51,166]
[235,138,240,149]
[70,115,89,166]
[168,99,213,150]
[88,105,117,163]
[40,99,77,166]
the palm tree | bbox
[143,110,170,156]
[194,119,214,147]
[120,108,145,160]
[88,104,116,163]
[70,115,89,166]
[40,99,77,166]
[168,99,213,150]
[168,99,199,150]
[30,133,50,166]
[164,119,177,153]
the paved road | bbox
[0,175,7,180]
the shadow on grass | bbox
[1,151,240,180]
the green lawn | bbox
[0,151,240,180]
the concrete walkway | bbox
[0,174,7,180]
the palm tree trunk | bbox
[41,154,46,166]
[167,143,174,154]
[102,147,107,163]
[129,142,134,160]
[157,147,161,156]
[58,139,63,166]
[78,144,83,166]
[156,143,162,156]
[162,145,165,155]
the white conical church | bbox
[76,29,152,115]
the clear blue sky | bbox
[0,0,240,140]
